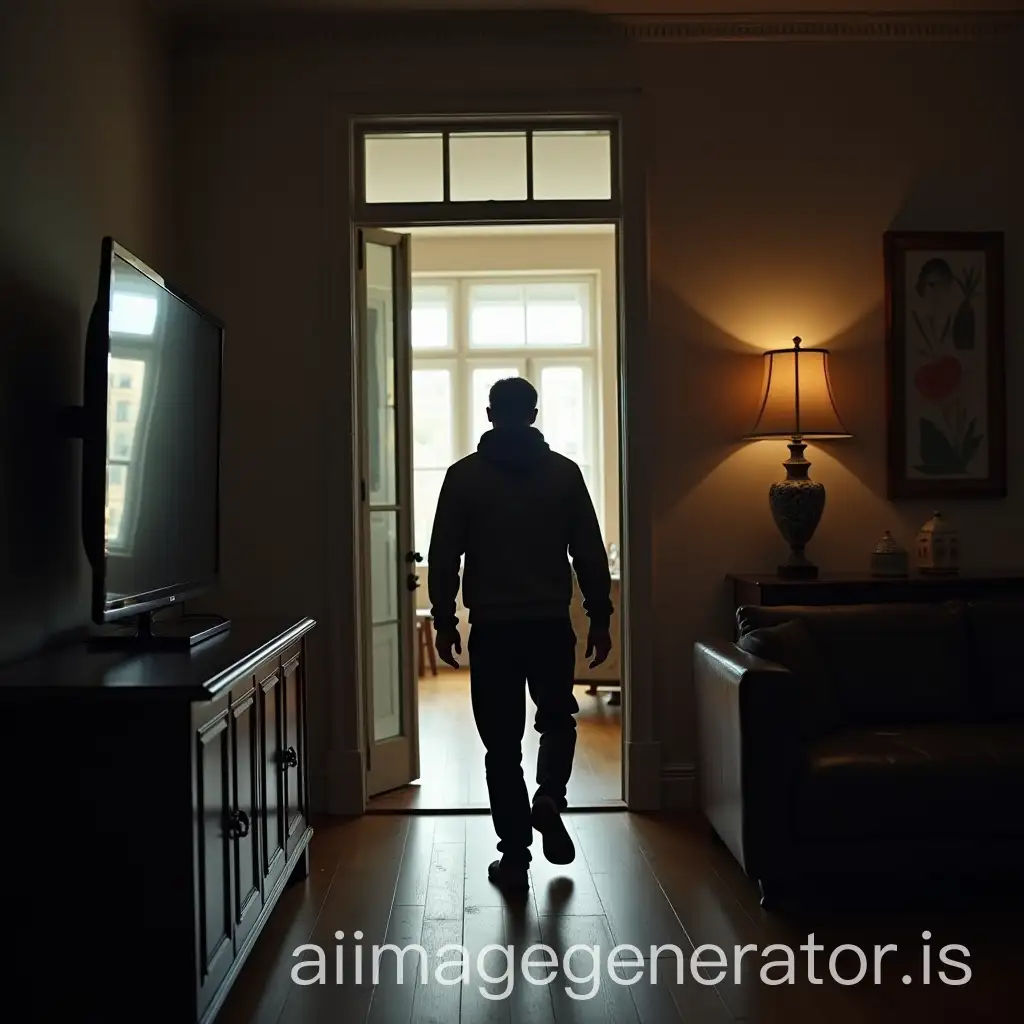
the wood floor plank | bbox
[409,918,464,1024]
[366,904,426,1024]
[461,906,514,1024]
[465,815,505,910]
[590,867,692,958]
[425,840,468,921]
[366,905,425,1024]
[393,816,438,907]
[503,898,558,1024]
[632,959,733,1024]
[436,814,468,843]
[537,914,641,1024]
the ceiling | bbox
[155,1,1023,15]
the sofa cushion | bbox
[967,600,1024,716]
[794,723,1024,841]
[736,618,843,739]
[736,602,971,725]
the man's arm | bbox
[427,467,466,633]
[567,466,613,632]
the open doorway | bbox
[368,223,623,811]
[348,117,648,813]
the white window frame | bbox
[411,272,603,549]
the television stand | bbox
[87,610,231,651]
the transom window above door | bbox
[360,126,616,205]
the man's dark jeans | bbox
[468,617,579,867]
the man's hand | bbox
[435,626,462,670]
[586,628,612,669]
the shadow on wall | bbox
[0,262,88,663]
[810,304,885,498]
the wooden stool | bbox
[416,612,437,678]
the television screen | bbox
[91,242,222,622]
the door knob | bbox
[228,809,250,839]
[406,573,420,591]
[405,551,423,564]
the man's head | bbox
[487,377,538,429]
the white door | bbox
[357,228,420,797]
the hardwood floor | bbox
[216,812,1021,1024]
[368,669,622,810]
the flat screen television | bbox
[82,238,228,648]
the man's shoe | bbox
[487,858,529,892]
[531,796,575,865]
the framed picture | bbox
[884,231,1005,499]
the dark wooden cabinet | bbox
[0,618,315,1024]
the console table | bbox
[0,617,314,1024]
[730,571,1024,611]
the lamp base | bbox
[769,438,826,583]
[776,555,819,580]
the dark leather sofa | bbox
[694,600,1024,906]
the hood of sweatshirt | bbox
[477,426,550,469]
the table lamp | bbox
[745,336,851,579]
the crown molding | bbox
[619,11,1024,43]
[174,9,1024,47]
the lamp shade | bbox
[746,337,850,440]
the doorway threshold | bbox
[366,798,627,815]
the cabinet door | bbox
[282,648,308,858]
[230,683,264,952]
[258,663,287,891]
[193,700,235,1016]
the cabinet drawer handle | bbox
[228,809,250,839]
[281,746,298,770]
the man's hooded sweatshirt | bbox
[427,426,613,633]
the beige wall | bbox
[410,230,620,548]
[169,20,1023,805]
[0,0,168,662]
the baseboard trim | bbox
[327,747,366,815]
[661,762,698,810]
[625,740,662,810]
[309,771,329,816]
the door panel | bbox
[358,227,419,796]
[193,703,234,1016]
[283,651,308,856]
[229,684,263,952]
[258,664,287,891]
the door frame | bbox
[324,89,659,813]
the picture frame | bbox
[883,230,1005,499]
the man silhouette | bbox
[428,377,613,892]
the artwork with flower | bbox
[884,232,1005,499]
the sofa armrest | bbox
[694,640,804,879]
